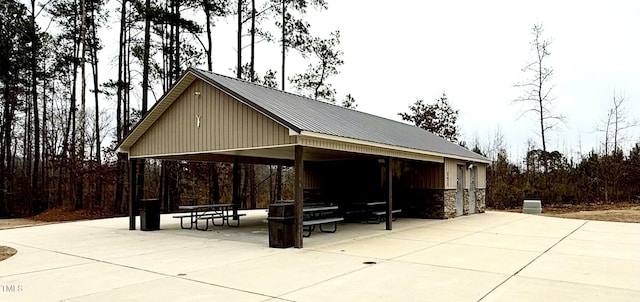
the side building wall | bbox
[443,158,488,218]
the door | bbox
[456,165,464,216]
[469,166,476,214]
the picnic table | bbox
[174,204,245,231]
[266,202,344,237]
[302,205,343,237]
[344,201,402,224]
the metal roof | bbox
[191,68,489,163]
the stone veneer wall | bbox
[475,188,486,213]
[443,189,457,218]
[402,188,485,219]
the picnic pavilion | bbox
[117,67,491,248]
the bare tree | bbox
[597,90,638,202]
[514,23,565,162]
[609,91,638,153]
[599,90,639,155]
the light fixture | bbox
[377,158,386,164]
[194,91,201,96]
[467,162,474,169]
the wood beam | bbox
[294,145,304,248]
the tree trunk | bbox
[124,23,131,136]
[90,6,102,208]
[249,165,256,208]
[114,0,127,212]
[174,0,181,78]
[116,0,126,143]
[237,0,242,78]
[167,0,174,86]
[281,0,285,90]
[141,0,151,113]
[250,0,255,81]
[76,0,88,211]
[209,163,220,203]
[0,81,15,217]
[30,0,40,203]
[160,162,167,210]
[204,0,213,71]
[114,153,126,213]
[241,164,249,208]
[41,60,49,210]
[275,165,282,200]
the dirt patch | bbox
[31,206,121,222]
[0,246,17,262]
[0,206,122,230]
[542,203,640,223]
[494,203,640,223]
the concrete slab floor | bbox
[0,211,638,301]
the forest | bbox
[1,0,638,219]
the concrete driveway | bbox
[1,211,638,301]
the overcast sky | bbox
[95,0,639,162]
[203,0,640,162]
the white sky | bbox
[207,0,640,162]
[92,0,639,162]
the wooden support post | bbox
[294,145,304,248]
[129,158,137,230]
[386,157,393,231]
[232,157,240,219]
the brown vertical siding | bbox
[129,79,296,157]
[395,160,444,189]
[303,164,324,189]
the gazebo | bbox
[117,68,490,248]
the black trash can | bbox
[139,198,161,231]
[267,202,295,248]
